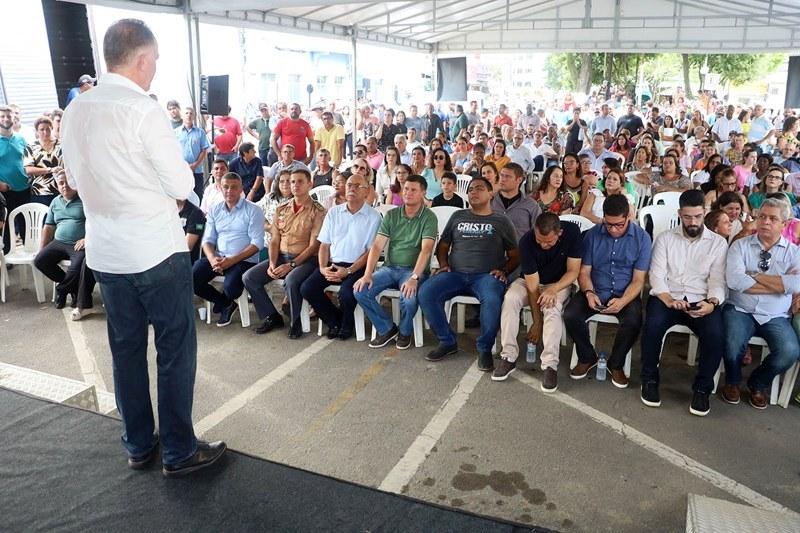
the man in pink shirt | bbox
[271,102,314,165]
[365,136,384,171]
[212,106,242,164]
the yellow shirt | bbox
[314,124,345,162]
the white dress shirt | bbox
[649,225,728,304]
[61,73,193,274]
[506,144,535,174]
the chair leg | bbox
[237,293,250,328]
[777,362,800,408]
[712,360,724,394]
[391,298,400,324]
[624,350,632,379]
[300,300,311,333]
[32,267,46,303]
[0,261,6,303]
[456,303,466,333]
[687,334,698,366]
[206,301,211,325]
[354,304,366,342]
[413,308,424,348]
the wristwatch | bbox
[289,261,297,268]
[346,267,353,276]
[410,273,420,281]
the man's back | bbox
[61,73,193,274]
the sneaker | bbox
[395,333,412,350]
[541,368,558,393]
[748,386,768,410]
[689,391,710,416]
[217,301,237,327]
[70,308,93,321]
[570,357,598,380]
[491,358,516,381]
[610,368,629,389]
[369,324,399,348]
[640,382,661,407]
[425,343,458,362]
[477,351,494,372]
[720,384,740,405]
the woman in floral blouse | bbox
[24,116,62,206]
[532,165,574,215]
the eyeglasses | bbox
[433,156,446,161]
[352,164,367,171]
[759,250,772,272]
[766,174,784,180]
[345,183,367,190]
[604,219,627,229]
[722,181,737,187]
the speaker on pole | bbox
[436,57,467,101]
[786,56,800,109]
[200,75,229,115]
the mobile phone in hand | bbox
[688,301,701,310]
[595,304,608,311]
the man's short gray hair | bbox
[103,19,156,69]
[394,134,407,143]
[760,197,792,222]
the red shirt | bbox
[213,116,242,154]
[273,118,313,161]
[494,115,513,128]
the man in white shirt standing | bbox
[639,190,727,416]
[60,18,226,477]
[711,105,742,144]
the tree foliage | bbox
[545,52,784,94]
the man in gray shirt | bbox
[418,176,519,370]
[491,162,541,237]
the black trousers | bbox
[33,239,96,308]
[300,262,365,334]
[563,291,643,370]
[2,188,31,254]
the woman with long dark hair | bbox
[422,147,452,200]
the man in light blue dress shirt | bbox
[193,172,264,327]
[176,107,210,200]
[721,197,800,409]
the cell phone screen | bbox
[688,302,700,309]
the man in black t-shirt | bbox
[418,176,519,371]
[177,199,206,264]
[615,104,644,137]
[564,108,588,154]
[493,214,582,392]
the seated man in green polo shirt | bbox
[34,171,95,315]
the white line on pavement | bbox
[379,363,484,493]
[62,308,108,391]
[512,371,799,518]
[194,337,333,437]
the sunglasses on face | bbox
[433,156,446,161]
[352,164,367,171]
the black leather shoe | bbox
[128,436,159,470]
[337,329,354,341]
[54,292,67,310]
[326,325,341,339]
[254,314,284,334]
[162,440,227,478]
[288,320,303,339]
[69,293,78,308]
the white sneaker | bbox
[71,308,92,321]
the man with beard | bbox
[639,190,727,416]
[271,103,314,165]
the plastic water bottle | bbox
[526,342,537,364]
[596,351,608,381]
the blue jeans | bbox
[722,305,800,391]
[418,271,506,352]
[640,297,723,393]
[354,266,427,337]
[93,252,197,465]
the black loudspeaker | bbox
[786,56,800,108]
[200,75,229,115]
[437,57,467,101]
[41,0,96,109]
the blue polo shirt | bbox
[582,221,652,304]
[176,125,211,169]
[202,197,264,263]
[317,202,382,263]
[0,134,30,191]
[229,156,265,201]
[45,195,85,245]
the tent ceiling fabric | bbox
[80,0,800,52]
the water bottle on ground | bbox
[596,351,607,381]
[526,342,537,364]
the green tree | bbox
[688,54,784,86]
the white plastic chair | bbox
[375,204,397,217]
[51,260,71,302]
[630,179,651,212]
[638,204,680,240]
[661,324,699,366]
[369,288,425,348]
[430,206,460,270]
[310,185,335,205]
[204,276,251,327]
[455,191,469,207]
[1,203,49,303]
[0,207,7,302]
[712,337,782,405]
[569,314,633,378]
[456,175,472,196]
[559,214,595,233]
[315,284,367,341]
[651,191,681,210]
[444,295,500,354]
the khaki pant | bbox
[499,277,571,370]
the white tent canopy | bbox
[79,0,800,53]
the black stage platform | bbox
[0,388,552,532]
